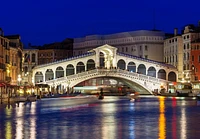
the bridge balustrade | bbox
[42,69,167,85]
[37,68,168,94]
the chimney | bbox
[174,28,178,36]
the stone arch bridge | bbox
[32,44,178,94]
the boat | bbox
[128,92,139,100]
[197,94,200,100]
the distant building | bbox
[191,39,200,81]
[5,35,23,86]
[32,38,73,65]
[22,48,38,86]
[164,28,184,81]
[164,21,200,82]
[73,30,165,62]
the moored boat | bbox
[197,94,200,100]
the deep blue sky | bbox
[1,0,200,47]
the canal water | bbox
[0,96,200,139]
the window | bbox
[145,45,148,51]
[32,53,36,62]
[199,55,200,63]
[184,53,186,60]
[192,56,194,61]
[145,55,148,59]
[183,64,186,70]
[126,47,128,52]
[187,43,189,49]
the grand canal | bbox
[0,96,200,139]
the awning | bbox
[0,83,18,87]
[0,83,6,87]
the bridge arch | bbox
[66,64,75,76]
[71,75,152,94]
[45,69,54,81]
[117,59,126,70]
[147,66,156,77]
[158,69,166,80]
[127,62,136,72]
[99,52,105,67]
[76,62,85,73]
[56,66,64,78]
[35,72,43,83]
[138,64,146,75]
[87,59,95,71]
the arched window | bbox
[32,53,36,62]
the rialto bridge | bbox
[32,44,178,94]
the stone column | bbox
[112,49,117,68]
[95,49,100,68]
[104,54,108,68]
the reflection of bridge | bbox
[32,44,178,94]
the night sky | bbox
[1,0,200,47]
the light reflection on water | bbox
[0,97,200,139]
[158,97,166,139]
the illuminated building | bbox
[191,39,200,81]
[73,30,165,62]
[164,21,200,82]
[0,29,23,98]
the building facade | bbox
[191,39,200,81]
[33,38,73,65]
[0,29,8,86]
[6,35,23,86]
[0,29,23,98]
[164,22,200,82]
[73,30,165,62]
[164,28,184,81]
[22,49,38,86]
[38,49,72,65]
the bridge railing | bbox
[42,68,168,85]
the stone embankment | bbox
[0,96,37,104]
